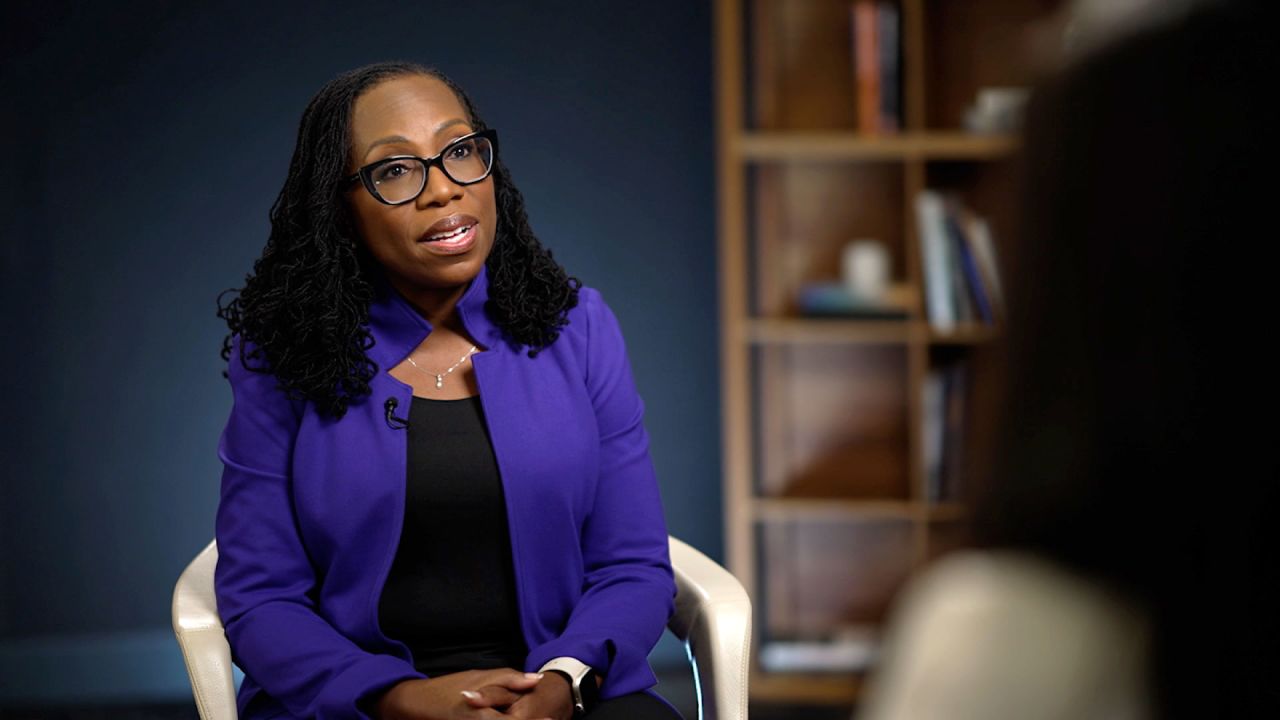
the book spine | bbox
[944,207,974,325]
[966,215,1005,321]
[945,205,995,324]
[853,0,881,134]
[923,369,944,502]
[941,362,970,502]
[876,1,901,133]
[915,191,956,330]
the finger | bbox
[460,685,523,708]
[483,669,544,690]
[503,694,527,718]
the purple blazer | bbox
[213,264,676,719]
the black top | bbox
[377,395,527,677]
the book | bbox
[945,215,975,325]
[796,282,910,319]
[940,362,970,502]
[915,191,956,331]
[944,203,995,325]
[923,369,945,502]
[876,1,901,133]
[963,212,1005,321]
[851,0,881,134]
[924,362,972,503]
[918,191,1007,330]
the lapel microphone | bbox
[384,397,410,430]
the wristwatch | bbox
[538,656,600,718]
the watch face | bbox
[578,670,601,710]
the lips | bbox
[420,214,479,243]
[417,213,479,256]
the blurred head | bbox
[218,61,580,418]
[973,1,1271,714]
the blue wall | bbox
[0,0,719,703]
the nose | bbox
[416,164,463,208]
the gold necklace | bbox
[406,345,477,389]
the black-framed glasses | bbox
[345,129,498,206]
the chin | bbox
[419,256,486,287]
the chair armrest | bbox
[668,536,752,720]
[173,537,753,720]
[172,540,238,720]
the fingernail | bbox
[525,672,544,679]
[461,690,480,700]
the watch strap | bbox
[537,657,597,717]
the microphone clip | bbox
[384,397,410,430]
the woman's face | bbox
[345,74,497,299]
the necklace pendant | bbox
[435,375,443,389]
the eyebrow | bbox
[363,118,471,158]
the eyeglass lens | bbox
[370,135,494,203]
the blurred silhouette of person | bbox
[858,1,1274,718]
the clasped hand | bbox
[375,667,574,720]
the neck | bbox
[393,278,470,333]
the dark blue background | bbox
[0,0,718,703]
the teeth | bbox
[428,225,470,242]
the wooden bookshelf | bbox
[715,0,1057,708]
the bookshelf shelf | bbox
[754,498,919,521]
[738,131,1019,161]
[717,0,1048,708]
[746,319,1003,346]
[926,502,968,522]
[750,672,865,704]
[747,318,918,345]
[927,324,1001,345]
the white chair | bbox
[173,537,750,720]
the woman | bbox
[858,1,1272,718]
[214,61,681,720]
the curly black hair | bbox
[217,61,580,419]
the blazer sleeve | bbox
[214,336,423,720]
[523,290,678,697]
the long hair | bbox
[217,61,580,418]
